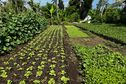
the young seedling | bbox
[0,67,4,70]
[24,71,32,78]
[0,70,8,78]
[19,80,26,84]
[27,57,31,60]
[60,70,66,75]
[36,71,43,77]
[19,57,24,60]
[37,65,45,70]
[6,67,12,71]
[7,80,12,84]
[49,70,56,76]
[26,66,33,71]
[17,67,24,71]
[49,64,56,69]
[33,80,40,84]
[22,62,27,66]
[32,62,36,65]
[4,61,9,65]
[48,78,55,84]
[40,61,46,65]
[61,76,70,84]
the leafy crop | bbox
[74,44,126,83]
[76,23,126,44]
[0,12,48,54]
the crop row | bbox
[75,23,126,44]
[0,26,69,84]
[74,44,126,83]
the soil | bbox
[63,26,81,84]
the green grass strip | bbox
[65,25,88,38]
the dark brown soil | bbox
[63,26,81,84]
[70,36,106,47]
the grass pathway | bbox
[0,26,79,84]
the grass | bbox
[65,25,88,38]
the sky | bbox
[1,0,114,8]
[34,0,114,8]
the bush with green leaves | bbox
[0,12,48,54]
[103,7,121,23]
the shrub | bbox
[103,8,121,23]
[0,12,48,54]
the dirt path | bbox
[63,26,81,84]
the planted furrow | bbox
[0,25,71,84]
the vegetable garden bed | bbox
[0,25,79,84]
[74,44,126,83]
[75,23,126,45]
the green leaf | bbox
[36,71,43,77]
[7,80,12,84]
[3,46,7,51]
[33,80,40,84]
[19,80,26,84]
[61,76,69,84]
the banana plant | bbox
[49,5,55,25]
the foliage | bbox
[0,12,48,54]
[61,76,70,84]
[76,23,126,44]
[58,0,64,10]
[41,3,57,24]
[103,7,121,23]
[0,0,26,14]
[74,44,126,83]
[48,78,55,84]
[65,1,80,22]
[28,0,41,13]
[120,2,126,24]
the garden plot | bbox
[0,26,70,84]
[66,25,126,83]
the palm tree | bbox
[52,0,59,18]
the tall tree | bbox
[7,0,25,13]
[80,0,94,19]
[121,0,126,23]
[52,0,57,5]
[96,0,108,16]
[67,0,80,15]
[58,0,64,10]
[67,0,93,19]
